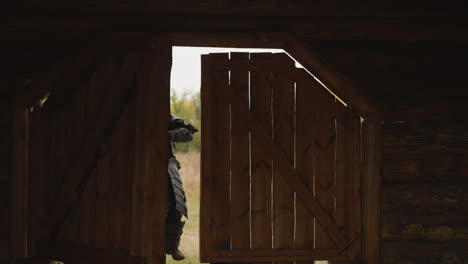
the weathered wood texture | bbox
[11,109,29,261]
[27,52,140,251]
[24,36,170,264]
[362,118,382,264]
[4,2,468,43]
[383,241,468,264]
[0,102,13,264]
[382,121,468,264]
[2,0,466,127]
[130,36,171,264]
[201,52,363,262]
[36,241,147,264]
[229,52,250,250]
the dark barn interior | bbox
[2,2,468,264]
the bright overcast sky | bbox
[170,47,285,96]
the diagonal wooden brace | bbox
[213,70,348,250]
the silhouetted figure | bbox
[166,115,198,261]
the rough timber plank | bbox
[94,148,112,247]
[46,52,138,240]
[335,109,345,231]
[313,75,337,250]
[362,118,382,264]
[382,154,468,184]
[381,184,468,214]
[200,54,215,260]
[295,69,317,259]
[56,90,85,242]
[211,53,231,250]
[78,168,96,245]
[271,53,295,264]
[382,212,468,242]
[27,102,48,255]
[250,53,273,252]
[130,36,170,264]
[383,121,468,155]
[109,103,133,250]
[382,241,468,264]
[11,109,29,261]
[229,52,251,250]
[343,110,362,259]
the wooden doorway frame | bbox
[166,32,383,264]
[9,32,382,264]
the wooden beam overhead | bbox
[3,12,468,42]
[5,1,468,18]
[170,32,383,117]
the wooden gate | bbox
[201,52,362,262]
[25,36,171,264]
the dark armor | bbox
[165,115,197,258]
[168,157,188,218]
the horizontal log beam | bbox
[384,103,468,122]
[382,241,468,264]
[3,12,468,42]
[382,154,468,184]
[383,122,468,154]
[382,212,468,242]
[382,184,468,214]
[5,2,468,18]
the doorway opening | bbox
[168,46,334,264]
[168,47,283,264]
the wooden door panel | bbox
[211,53,231,250]
[27,36,171,264]
[250,53,273,252]
[201,52,363,262]
[229,52,251,250]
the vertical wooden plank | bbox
[111,104,133,251]
[250,53,273,252]
[211,53,231,250]
[362,117,382,264]
[78,63,101,247]
[131,36,170,264]
[271,54,295,263]
[314,79,337,249]
[335,105,363,259]
[11,108,29,261]
[344,110,362,258]
[335,106,346,231]
[28,102,45,255]
[335,104,350,231]
[230,52,251,250]
[295,69,316,259]
[94,148,111,248]
[58,92,85,242]
[78,168,97,246]
[91,59,119,248]
[200,54,214,260]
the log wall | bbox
[0,100,13,264]
[382,121,468,264]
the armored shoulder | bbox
[169,127,193,143]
